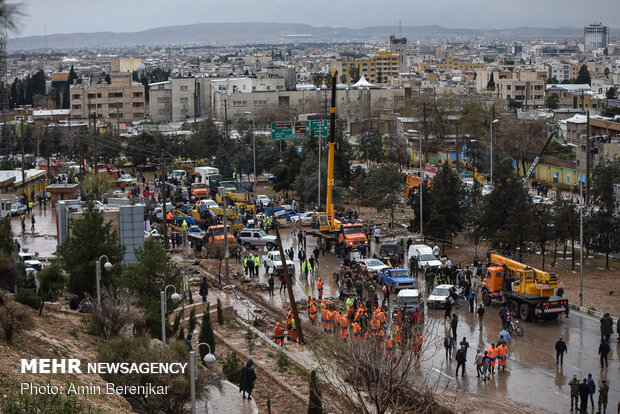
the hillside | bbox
[0,302,133,413]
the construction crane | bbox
[521,129,558,184]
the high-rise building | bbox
[389,35,408,73]
[584,23,609,52]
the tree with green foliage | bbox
[362,163,403,227]
[600,106,620,117]
[409,181,431,234]
[552,198,579,270]
[222,351,243,384]
[198,305,216,361]
[575,65,591,85]
[348,66,360,84]
[272,143,302,193]
[307,369,324,414]
[57,201,124,297]
[358,129,384,166]
[588,159,620,268]
[425,163,464,243]
[244,326,258,356]
[188,307,197,334]
[465,179,485,257]
[532,206,554,270]
[36,262,66,316]
[486,73,495,90]
[545,93,560,109]
[63,66,78,109]
[507,98,523,113]
[605,86,617,100]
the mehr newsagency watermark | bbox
[19,358,187,396]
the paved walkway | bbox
[203,380,257,414]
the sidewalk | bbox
[202,380,257,414]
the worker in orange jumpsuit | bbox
[391,321,402,346]
[376,328,385,348]
[166,211,173,221]
[377,309,386,330]
[291,318,297,342]
[386,337,394,355]
[497,343,508,371]
[286,312,293,341]
[347,302,355,324]
[274,322,285,347]
[317,277,324,300]
[354,304,364,323]
[340,313,348,341]
[487,343,497,374]
[413,331,423,359]
[352,321,361,344]
[309,300,317,324]
[322,307,330,332]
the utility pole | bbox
[318,133,321,208]
[579,158,584,307]
[585,112,591,205]
[422,102,428,163]
[161,150,169,249]
[221,189,230,283]
[274,221,304,344]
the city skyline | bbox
[12,0,620,38]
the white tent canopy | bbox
[351,76,375,88]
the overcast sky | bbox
[11,0,620,38]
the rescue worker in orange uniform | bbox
[291,318,297,342]
[487,343,497,374]
[386,337,394,356]
[340,313,348,341]
[413,331,423,359]
[391,321,402,346]
[322,307,330,332]
[317,277,324,300]
[166,211,174,221]
[352,321,361,344]
[286,310,293,341]
[309,299,318,324]
[354,304,364,323]
[274,322,285,347]
[497,343,508,371]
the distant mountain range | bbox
[7,22,620,50]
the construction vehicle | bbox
[190,182,210,199]
[187,225,237,255]
[481,250,568,322]
[308,69,368,250]
[521,129,558,184]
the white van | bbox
[394,289,423,315]
[194,167,221,184]
[408,244,442,271]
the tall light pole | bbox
[219,187,230,283]
[579,169,584,307]
[160,284,181,346]
[490,119,499,184]
[190,342,216,413]
[245,111,257,192]
[95,255,112,308]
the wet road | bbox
[15,211,620,412]
[9,205,58,259]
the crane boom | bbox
[325,68,338,232]
[521,130,558,184]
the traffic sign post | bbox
[271,119,328,140]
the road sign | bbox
[271,121,293,140]
[271,119,329,140]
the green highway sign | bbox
[271,120,328,140]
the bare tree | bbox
[90,287,142,339]
[0,300,32,343]
[495,118,546,176]
[310,318,453,414]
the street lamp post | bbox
[219,187,230,284]
[95,255,112,308]
[190,342,216,413]
[160,284,181,346]
[245,112,257,192]
[490,119,499,185]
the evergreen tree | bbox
[575,65,591,85]
[545,93,560,109]
[188,308,197,334]
[426,163,464,243]
[198,305,216,362]
[486,73,495,90]
[63,66,78,109]
[307,369,324,414]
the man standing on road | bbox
[474,349,483,378]
[600,313,613,343]
[450,313,458,341]
[487,343,497,375]
[374,226,381,244]
[587,373,596,410]
[410,255,418,277]
[579,379,590,413]
[597,379,608,414]
[444,333,453,360]
[555,337,568,365]
[455,345,467,377]
[444,298,452,323]
[568,375,579,412]
[477,304,485,331]
[598,338,610,368]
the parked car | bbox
[427,284,459,308]
[264,251,295,276]
[10,202,27,216]
[238,228,277,250]
[290,211,317,226]
[393,289,424,317]
[360,258,389,277]
[198,199,219,209]
[18,251,42,271]
[408,244,442,271]
[378,268,415,291]
[145,229,161,239]
[378,238,404,265]
[256,195,270,207]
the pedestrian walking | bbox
[20,213,26,232]
[597,379,609,414]
[600,313,613,343]
[477,304,485,330]
[382,283,391,306]
[444,298,453,322]
[497,328,511,345]
[487,343,497,375]
[568,375,579,412]
[579,379,590,413]
[459,337,469,356]
[279,274,287,293]
[199,277,208,302]
[481,351,490,381]
[450,314,458,341]
[243,255,249,276]
[239,359,257,400]
[374,226,381,244]
[444,333,453,360]
[30,215,35,231]
[267,271,275,296]
[598,339,610,368]
[456,345,467,377]
[588,373,596,409]
[468,291,474,312]
[302,259,311,280]
[474,349,483,378]
[555,336,567,365]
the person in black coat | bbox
[455,345,467,377]
[578,379,590,413]
[598,338,610,368]
[555,337,567,365]
[199,277,209,303]
[239,359,257,400]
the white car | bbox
[531,195,543,204]
[264,251,295,275]
[427,284,458,308]
[145,229,160,239]
[360,258,389,275]
[199,199,219,209]
[291,211,317,226]
[19,251,43,271]
[256,195,270,207]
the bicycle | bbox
[507,319,524,337]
